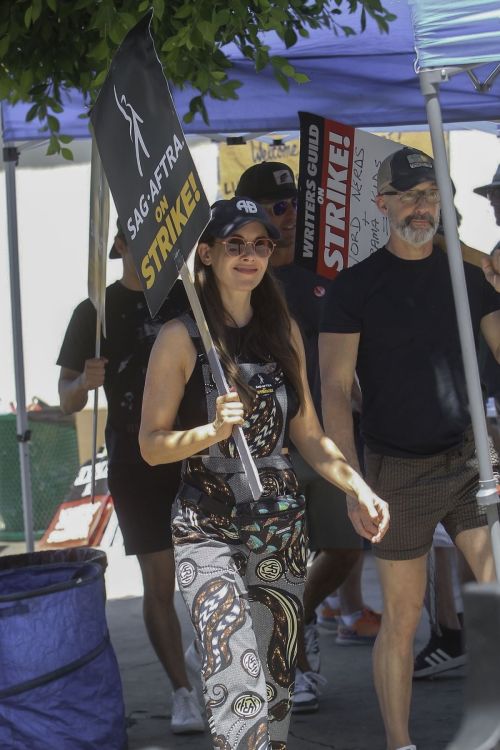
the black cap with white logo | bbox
[377,147,436,194]
[202,197,280,240]
[235,162,297,201]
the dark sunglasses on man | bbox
[263,197,298,217]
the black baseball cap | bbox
[109,219,124,259]
[377,147,436,194]
[235,162,297,201]
[201,197,280,241]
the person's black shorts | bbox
[290,449,362,551]
[107,460,182,556]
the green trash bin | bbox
[0,410,80,541]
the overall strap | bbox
[179,313,205,359]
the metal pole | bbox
[4,145,35,552]
[177,259,263,501]
[88,136,109,501]
[420,69,500,580]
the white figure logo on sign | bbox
[114,86,151,177]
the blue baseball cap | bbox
[201,197,280,241]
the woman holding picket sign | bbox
[139,197,389,749]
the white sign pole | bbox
[177,258,263,501]
[88,135,110,502]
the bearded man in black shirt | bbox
[320,147,500,750]
[57,224,204,736]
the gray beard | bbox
[391,216,437,247]
[393,223,436,246]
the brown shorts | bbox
[365,430,491,561]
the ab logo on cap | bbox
[236,199,258,214]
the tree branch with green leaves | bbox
[0,0,395,158]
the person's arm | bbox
[480,247,500,363]
[481,247,500,292]
[481,311,500,364]
[139,320,245,465]
[58,358,107,414]
[289,322,389,543]
[319,330,361,471]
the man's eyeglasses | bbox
[380,188,441,206]
[218,236,276,258]
[264,197,298,216]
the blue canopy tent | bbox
[1,0,499,548]
[2,0,499,140]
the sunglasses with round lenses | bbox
[381,188,441,205]
[220,237,276,258]
[267,197,298,216]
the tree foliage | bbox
[0,0,396,157]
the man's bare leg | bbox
[339,552,365,614]
[303,548,361,622]
[455,526,496,583]
[434,547,461,629]
[297,548,360,671]
[137,548,192,690]
[373,555,427,750]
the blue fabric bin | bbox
[0,550,126,749]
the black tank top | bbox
[177,314,299,507]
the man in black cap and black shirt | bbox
[57,223,205,736]
[320,146,500,750]
[236,162,376,714]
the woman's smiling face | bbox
[198,220,271,294]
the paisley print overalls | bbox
[172,316,308,750]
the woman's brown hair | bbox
[194,237,305,413]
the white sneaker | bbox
[184,640,203,674]
[304,617,321,672]
[171,687,205,735]
[396,745,417,750]
[292,669,327,714]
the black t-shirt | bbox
[57,280,188,464]
[178,318,299,432]
[321,245,500,456]
[273,263,330,414]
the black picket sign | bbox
[90,12,210,316]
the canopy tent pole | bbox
[3,144,35,552]
[420,69,500,580]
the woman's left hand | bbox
[346,488,390,544]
